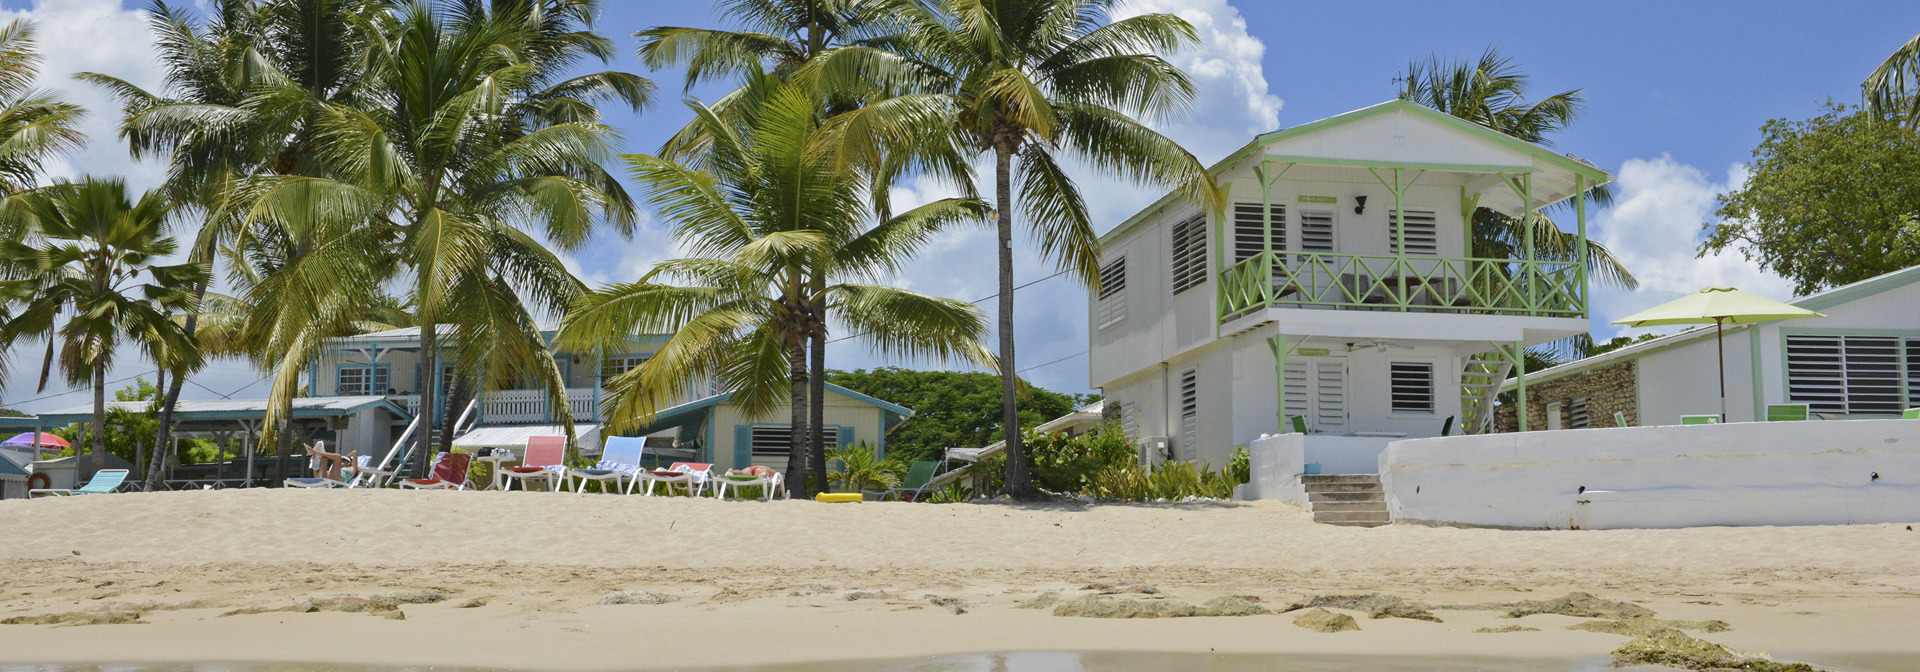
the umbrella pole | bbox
[1717,319,1728,423]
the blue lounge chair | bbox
[569,436,645,493]
[31,469,129,497]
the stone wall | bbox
[1494,359,1637,432]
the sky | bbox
[2,0,1918,413]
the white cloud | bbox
[1113,0,1282,165]
[1590,155,1796,338]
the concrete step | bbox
[1307,491,1383,502]
[1299,474,1380,484]
[1313,510,1391,524]
[1319,519,1392,528]
[1302,481,1384,494]
[1310,500,1389,513]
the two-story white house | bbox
[1090,100,1606,474]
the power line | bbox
[826,269,1072,345]
[1016,349,1087,374]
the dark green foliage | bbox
[826,368,1097,463]
[1026,425,1135,494]
[1227,446,1250,485]
[1587,333,1661,357]
[1704,102,1920,295]
[50,379,160,466]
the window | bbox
[336,365,389,396]
[1119,401,1139,439]
[1232,202,1284,263]
[1169,215,1208,294]
[601,355,648,382]
[1097,257,1127,331]
[1908,337,1920,410]
[749,425,838,457]
[1389,361,1435,413]
[1785,334,1907,414]
[1568,397,1590,429]
[1297,209,1335,255]
[1178,369,1198,460]
[1388,209,1438,255]
[1284,358,1349,433]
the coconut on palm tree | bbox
[815,0,1221,499]
[558,79,993,496]
[0,178,206,472]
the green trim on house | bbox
[1265,155,1532,175]
[1098,100,1612,246]
[1793,266,1920,312]
[1774,327,1920,420]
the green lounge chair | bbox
[1680,415,1720,425]
[1289,415,1308,434]
[884,461,941,501]
[1766,404,1809,422]
[1614,411,1629,427]
[1904,408,1919,420]
[30,469,129,497]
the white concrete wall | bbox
[1634,332,1757,425]
[1306,435,1395,475]
[1381,419,1920,529]
[1242,434,1307,506]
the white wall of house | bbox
[1381,420,1920,529]
[1636,331,1758,425]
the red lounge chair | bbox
[500,436,567,491]
[635,462,713,496]
[399,452,472,490]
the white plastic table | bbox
[473,450,518,490]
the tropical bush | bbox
[1227,446,1251,486]
[926,481,973,503]
[1089,461,1237,502]
[828,442,899,493]
[1026,425,1136,494]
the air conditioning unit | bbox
[1139,436,1170,467]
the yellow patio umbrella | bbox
[1613,286,1824,422]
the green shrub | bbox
[927,481,973,503]
[1227,446,1251,485]
[1026,424,1135,494]
[1089,460,1236,502]
[828,442,899,493]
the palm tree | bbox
[80,0,387,489]
[0,19,86,195]
[815,0,1221,499]
[1398,48,1637,357]
[637,0,957,493]
[234,1,639,477]
[1865,33,1920,127]
[0,178,206,472]
[558,80,992,496]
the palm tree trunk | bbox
[995,142,1037,500]
[413,322,438,479]
[807,275,828,499]
[785,337,809,498]
[90,366,106,472]
[273,417,294,486]
[439,370,470,454]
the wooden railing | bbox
[1218,251,1585,320]
[389,388,597,424]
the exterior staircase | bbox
[1458,356,1513,435]
[1303,474,1390,527]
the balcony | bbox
[391,388,599,423]
[1218,251,1585,321]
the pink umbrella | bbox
[1,432,69,448]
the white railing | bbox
[479,388,597,424]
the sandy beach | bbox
[1,489,1916,671]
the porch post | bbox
[1574,174,1589,315]
[1511,341,1529,432]
[1267,335,1299,434]
[1521,173,1537,315]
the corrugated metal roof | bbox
[451,424,599,449]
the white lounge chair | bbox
[500,436,568,491]
[634,462,714,496]
[714,469,784,501]
[568,437,644,493]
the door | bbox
[1284,356,1349,434]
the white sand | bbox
[1,489,1917,670]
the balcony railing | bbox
[389,388,598,424]
[1218,251,1585,321]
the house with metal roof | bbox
[1498,264,1920,429]
[1091,99,1607,476]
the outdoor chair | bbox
[346,455,393,488]
[398,452,472,490]
[569,436,644,493]
[500,436,568,491]
[1439,416,1455,437]
[287,441,354,488]
[1766,404,1810,422]
[883,460,941,501]
[1614,411,1629,427]
[635,462,713,496]
[1904,408,1919,420]
[29,469,129,498]
[715,470,785,501]
[1680,415,1720,425]
[1289,415,1309,434]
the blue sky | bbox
[2,0,1917,411]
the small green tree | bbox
[1702,102,1920,295]
[826,367,1096,463]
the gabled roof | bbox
[630,382,913,434]
[1100,99,1611,244]
[1502,264,1920,390]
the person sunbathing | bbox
[303,443,359,480]
[726,465,777,478]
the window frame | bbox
[1387,360,1436,415]
[1387,209,1439,256]
[1782,331,1915,416]
[749,425,839,458]
[336,364,391,396]
[1178,367,1199,460]
[1231,202,1284,264]
[1168,214,1209,295]
[1097,256,1127,331]
[1296,208,1337,256]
